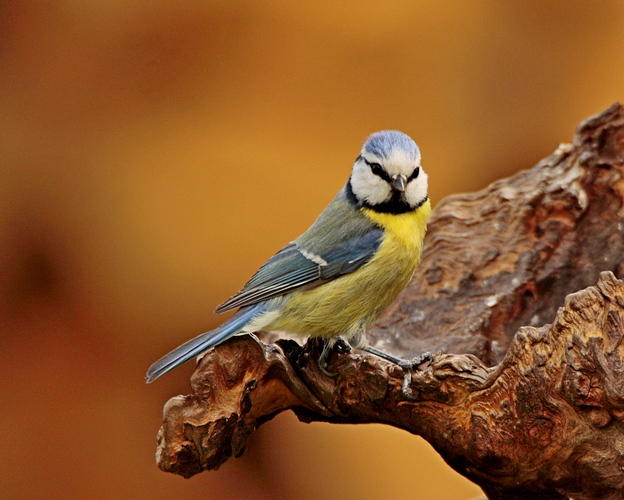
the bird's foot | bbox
[397,351,434,370]
[400,352,434,400]
[317,338,350,377]
[360,345,434,399]
[333,337,351,354]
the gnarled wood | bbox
[154,103,624,499]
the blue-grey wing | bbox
[215,228,383,313]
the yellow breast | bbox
[267,199,432,339]
[361,201,431,251]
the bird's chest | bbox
[351,215,425,308]
[270,209,427,338]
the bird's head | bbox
[348,130,428,214]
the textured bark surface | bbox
[154,104,624,499]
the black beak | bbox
[390,174,407,192]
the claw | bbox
[404,351,434,370]
[402,370,418,400]
[318,339,340,377]
[319,363,339,378]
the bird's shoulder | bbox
[294,188,379,255]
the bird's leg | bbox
[318,331,435,397]
[349,330,405,365]
[362,345,411,367]
[364,346,434,369]
[318,338,347,377]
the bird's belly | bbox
[266,237,420,339]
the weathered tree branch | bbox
[154,103,624,500]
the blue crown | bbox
[363,130,419,160]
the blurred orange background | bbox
[1,1,623,499]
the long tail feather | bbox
[146,304,264,383]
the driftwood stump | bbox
[153,104,624,500]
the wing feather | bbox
[215,228,383,313]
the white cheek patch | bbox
[350,162,391,205]
[405,169,428,207]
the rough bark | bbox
[154,103,624,500]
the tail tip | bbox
[145,365,161,384]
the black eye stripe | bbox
[359,157,391,182]
[358,156,420,184]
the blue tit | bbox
[146,130,431,383]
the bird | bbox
[146,130,431,383]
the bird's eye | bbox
[369,162,385,177]
[361,157,392,182]
[408,166,420,181]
